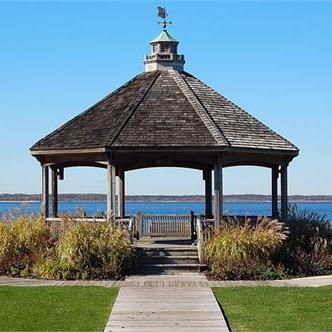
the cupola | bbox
[144,8,185,72]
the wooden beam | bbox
[58,168,64,180]
[204,169,212,218]
[51,168,58,218]
[31,147,106,156]
[271,166,279,219]
[117,169,125,218]
[107,164,116,221]
[280,165,288,221]
[41,165,49,218]
[214,163,223,228]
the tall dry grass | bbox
[55,221,132,279]
[204,217,288,280]
[0,216,133,279]
[0,217,50,276]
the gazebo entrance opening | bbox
[126,167,202,239]
[125,167,204,212]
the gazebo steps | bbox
[137,263,204,275]
[138,247,198,257]
[139,255,199,265]
[135,239,204,274]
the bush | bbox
[277,206,332,276]
[204,217,287,280]
[0,217,132,279]
[0,217,50,276]
[55,222,132,279]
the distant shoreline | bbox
[1,194,332,203]
[1,200,332,204]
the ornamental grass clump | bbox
[52,221,132,279]
[279,206,332,276]
[0,217,50,276]
[204,217,288,280]
[0,215,133,280]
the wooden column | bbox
[214,163,223,228]
[203,169,212,218]
[107,164,116,221]
[58,168,64,180]
[280,165,288,221]
[271,166,279,219]
[117,169,125,218]
[51,168,58,218]
[41,165,49,218]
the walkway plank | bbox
[104,287,229,332]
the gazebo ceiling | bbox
[30,70,298,157]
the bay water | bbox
[1,201,332,219]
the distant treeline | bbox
[1,193,332,202]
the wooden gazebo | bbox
[30,25,299,226]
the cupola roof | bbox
[150,30,179,44]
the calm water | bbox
[1,201,332,219]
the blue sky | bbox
[0,1,331,195]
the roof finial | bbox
[158,6,172,30]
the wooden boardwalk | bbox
[104,287,229,332]
[2,274,332,288]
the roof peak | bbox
[150,30,179,44]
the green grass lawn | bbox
[0,286,118,331]
[213,286,332,332]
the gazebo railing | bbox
[139,214,193,238]
[45,216,135,242]
[196,216,216,264]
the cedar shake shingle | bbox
[31,70,298,153]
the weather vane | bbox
[158,6,172,30]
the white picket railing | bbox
[196,216,215,264]
[140,214,194,238]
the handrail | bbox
[128,216,135,244]
[196,216,216,264]
[196,215,204,264]
[46,217,107,223]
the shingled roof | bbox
[30,69,298,153]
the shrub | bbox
[0,217,133,279]
[204,217,288,280]
[0,217,50,276]
[277,206,332,276]
[54,221,132,279]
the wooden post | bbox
[271,166,278,219]
[117,169,125,218]
[214,163,223,228]
[51,168,58,218]
[41,165,49,218]
[58,168,64,180]
[203,169,212,218]
[190,210,195,240]
[280,165,288,221]
[107,164,116,221]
